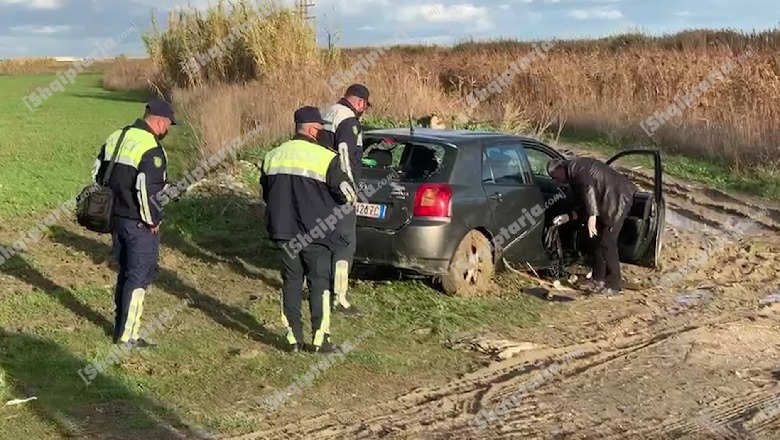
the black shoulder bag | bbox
[76,126,131,234]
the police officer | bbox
[93,99,174,347]
[321,83,371,315]
[260,106,356,353]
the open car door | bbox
[606,149,665,268]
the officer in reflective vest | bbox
[261,106,356,353]
[320,83,371,316]
[93,99,175,348]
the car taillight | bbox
[413,184,452,218]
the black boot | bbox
[122,338,157,349]
[592,286,622,297]
[311,335,341,354]
[581,279,605,293]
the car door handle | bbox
[490,192,503,202]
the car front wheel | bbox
[441,230,495,296]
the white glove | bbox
[552,214,570,226]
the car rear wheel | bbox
[441,230,495,297]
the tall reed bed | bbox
[143,0,320,88]
[108,6,780,172]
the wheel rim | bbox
[460,243,484,285]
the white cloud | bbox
[396,3,493,32]
[0,0,63,9]
[125,0,212,8]
[10,25,73,35]
[316,0,391,16]
[674,11,692,16]
[498,4,511,10]
[568,8,623,20]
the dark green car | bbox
[353,128,665,296]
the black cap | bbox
[146,99,177,125]
[345,83,371,107]
[294,106,324,124]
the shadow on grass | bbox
[162,194,284,289]
[0,251,114,338]
[161,192,412,286]
[47,226,289,352]
[71,88,152,104]
[0,326,211,439]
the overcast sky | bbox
[0,0,776,58]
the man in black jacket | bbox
[547,157,637,296]
[320,84,371,315]
[260,106,356,353]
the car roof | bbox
[364,128,544,147]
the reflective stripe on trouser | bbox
[332,211,356,307]
[313,290,331,347]
[277,240,332,346]
[119,288,145,342]
[112,216,160,343]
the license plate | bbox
[355,202,386,219]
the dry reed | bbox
[99,2,780,171]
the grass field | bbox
[0,73,197,225]
[0,74,545,438]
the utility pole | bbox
[295,0,315,24]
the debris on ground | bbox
[445,334,543,360]
[5,397,37,406]
[676,289,714,306]
[759,290,780,305]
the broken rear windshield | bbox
[361,137,455,182]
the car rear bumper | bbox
[354,220,459,276]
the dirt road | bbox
[231,148,780,440]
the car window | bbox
[525,146,556,177]
[362,138,453,182]
[482,145,531,185]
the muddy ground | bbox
[230,147,780,440]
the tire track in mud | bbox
[228,318,740,440]
[613,165,780,234]
[594,388,780,440]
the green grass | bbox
[0,73,196,225]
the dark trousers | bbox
[112,217,160,343]
[592,208,629,290]
[277,240,332,346]
[331,210,356,307]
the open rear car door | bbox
[606,150,665,268]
